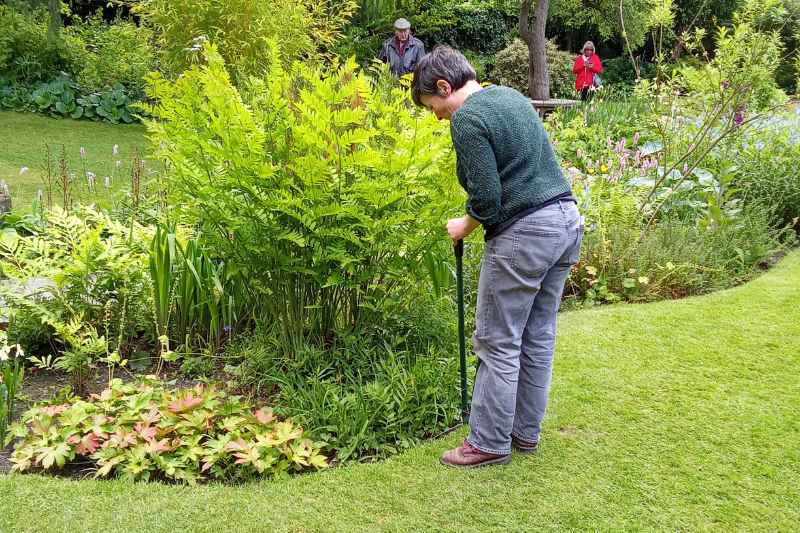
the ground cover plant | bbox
[8,376,327,483]
[1,250,798,530]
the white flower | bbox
[80,146,87,158]
[104,176,111,188]
[19,166,29,175]
[112,144,119,156]
[115,160,122,168]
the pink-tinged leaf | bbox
[201,460,214,473]
[76,433,100,456]
[145,438,172,454]
[107,428,137,449]
[42,404,68,416]
[67,435,81,445]
[134,422,157,441]
[141,408,161,425]
[254,407,275,425]
[224,438,249,453]
[168,392,204,413]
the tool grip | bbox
[453,239,464,258]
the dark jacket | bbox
[379,36,425,76]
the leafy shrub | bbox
[132,0,357,82]
[226,299,461,462]
[66,14,154,96]
[9,377,327,483]
[563,179,794,305]
[420,2,514,55]
[143,45,458,348]
[30,74,81,118]
[26,74,138,123]
[729,115,800,230]
[76,84,138,123]
[0,206,152,391]
[0,83,34,111]
[601,56,656,89]
[493,38,575,98]
[0,5,82,85]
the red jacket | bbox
[573,54,603,91]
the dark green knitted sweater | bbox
[450,85,572,240]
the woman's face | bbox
[584,47,594,57]
[420,93,454,121]
[420,80,459,121]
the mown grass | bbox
[0,111,148,211]
[1,250,798,532]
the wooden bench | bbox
[530,99,580,117]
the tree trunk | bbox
[519,0,551,100]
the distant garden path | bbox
[2,251,798,532]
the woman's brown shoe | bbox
[440,440,511,468]
[511,436,539,453]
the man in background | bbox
[379,18,425,76]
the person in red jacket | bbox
[573,41,602,101]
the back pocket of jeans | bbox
[512,229,563,277]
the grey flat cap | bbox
[394,18,411,30]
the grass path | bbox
[0,111,147,210]
[2,252,799,532]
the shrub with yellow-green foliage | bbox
[131,0,357,82]
[143,44,458,348]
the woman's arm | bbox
[572,57,583,75]
[591,56,603,74]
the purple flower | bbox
[734,110,745,126]
[721,80,730,90]
[223,325,233,334]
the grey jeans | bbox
[468,200,583,455]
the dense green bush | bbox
[10,378,327,483]
[730,114,800,230]
[601,56,656,89]
[0,206,153,391]
[226,309,461,461]
[0,6,85,86]
[420,2,514,55]
[0,5,153,123]
[132,0,357,82]
[493,39,575,98]
[144,45,458,348]
[66,14,154,97]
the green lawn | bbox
[0,111,147,211]
[2,250,798,531]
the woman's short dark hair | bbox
[411,46,476,107]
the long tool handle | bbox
[454,239,468,423]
